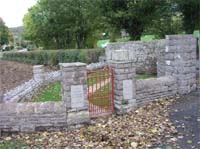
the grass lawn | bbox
[97,39,109,47]
[97,31,200,48]
[194,30,200,38]
[97,35,156,47]
[135,74,157,80]
[31,82,62,102]
[89,83,111,108]
[87,70,110,86]
[0,139,27,148]
[30,74,156,103]
[140,35,156,41]
[97,37,131,47]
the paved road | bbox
[168,91,200,149]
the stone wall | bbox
[136,76,177,106]
[2,62,105,103]
[60,63,90,128]
[106,39,166,74]
[0,102,67,132]
[108,34,198,113]
[158,35,197,94]
[108,51,178,113]
[109,60,137,114]
[0,62,90,133]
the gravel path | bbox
[167,91,200,149]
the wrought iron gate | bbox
[87,67,114,117]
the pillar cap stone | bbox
[59,62,86,68]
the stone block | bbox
[67,108,90,126]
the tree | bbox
[23,0,101,49]
[144,1,183,38]
[99,0,171,40]
[176,0,200,33]
[0,18,10,46]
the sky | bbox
[0,0,37,28]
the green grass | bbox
[194,30,200,38]
[0,139,28,148]
[97,39,109,47]
[87,70,110,86]
[30,74,156,103]
[97,35,156,47]
[116,37,131,42]
[31,81,112,108]
[30,71,109,102]
[140,35,156,41]
[97,30,200,48]
[97,37,130,48]
[136,74,157,80]
[31,82,62,102]
[89,83,111,108]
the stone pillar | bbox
[164,35,197,94]
[0,83,3,103]
[33,65,44,82]
[60,63,90,128]
[109,50,137,114]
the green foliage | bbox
[176,0,200,34]
[23,0,101,49]
[22,0,200,48]
[2,48,104,65]
[0,18,13,45]
[100,0,170,40]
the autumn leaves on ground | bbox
[0,97,180,148]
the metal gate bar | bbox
[87,67,114,117]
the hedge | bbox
[2,49,104,66]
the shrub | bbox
[2,49,105,66]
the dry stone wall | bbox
[106,39,166,74]
[136,76,177,106]
[59,63,90,128]
[0,62,90,133]
[109,60,137,114]
[0,102,67,132]
[109,34,197,113]
[158,35,197,94]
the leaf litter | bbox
[0,97,180,148]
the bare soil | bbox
[0,60,33,94]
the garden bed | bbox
[0,60,57,94]
[0,60,33,94]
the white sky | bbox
[0,0,37,28]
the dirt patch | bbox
[0,60,33,94]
